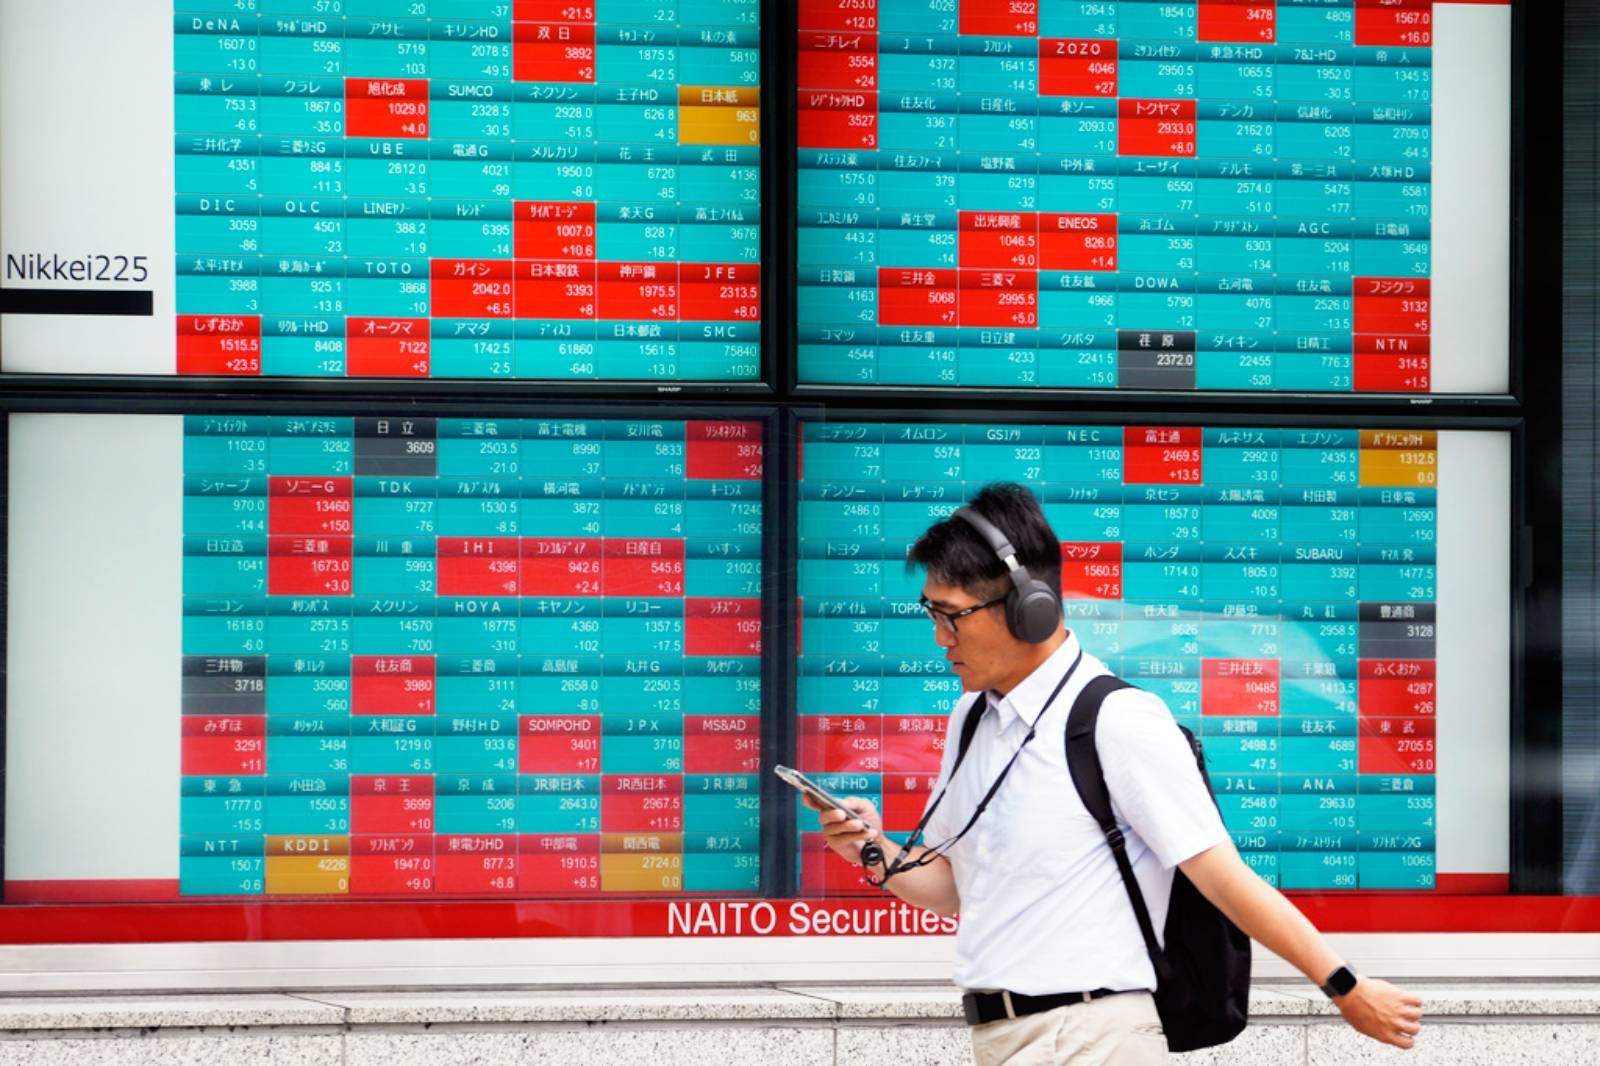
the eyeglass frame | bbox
[918,593,1008,634]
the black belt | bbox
[961,987,1136,1026]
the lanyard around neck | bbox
[871,648,1084,886]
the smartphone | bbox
[773,764,855,815]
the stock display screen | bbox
[795,0,1508,392]
[796,421,1442,892]
[177,415,763,896]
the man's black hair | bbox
[906,482,1062,601]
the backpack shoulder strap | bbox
[952,693,988,773]
[1065,676,1170,978]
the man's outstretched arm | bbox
[1180,840,1424,1049]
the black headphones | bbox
[952,506,1061,644]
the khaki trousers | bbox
[969,990,1167,1066]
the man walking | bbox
[812,482,1423,1064]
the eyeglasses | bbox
[919,594,1007,634]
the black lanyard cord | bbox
[867,649,1083,888]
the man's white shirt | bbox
[920,632,1229,995]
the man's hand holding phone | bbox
[775,765,886,867]
[808,792,885,867]
[774,766,959,914]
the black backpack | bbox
[954,674,1251,1052]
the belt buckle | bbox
[961,994,982,1026]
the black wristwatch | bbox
[1319,964,1359,999]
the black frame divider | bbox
[1508,0,1565,896]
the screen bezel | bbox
[0,395,1539,946]
[782,0,1530,409]
[0,3,784,396]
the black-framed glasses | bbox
[919,594,1007,634]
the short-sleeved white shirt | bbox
[920,632,1228,995]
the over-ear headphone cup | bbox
[1011,586,1061,644]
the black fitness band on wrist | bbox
[1320,964,1358,999]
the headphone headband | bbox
[953,506,1020,570]
[951,505,1060,644]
